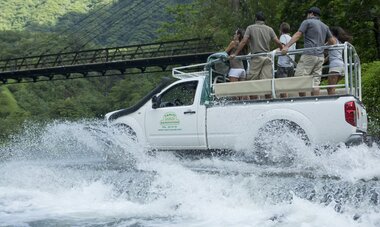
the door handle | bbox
[184,110,196,114]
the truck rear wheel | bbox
[252,120,310,165]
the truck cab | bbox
[146,77,207,149]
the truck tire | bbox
[253,120,310,165]
[113,124,137,141]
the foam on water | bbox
[0,120,379,226]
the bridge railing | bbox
[0,38,219,73]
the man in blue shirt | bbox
[282,7,336,96]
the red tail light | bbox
[345,101,356,127]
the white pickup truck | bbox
[105,43,369,151]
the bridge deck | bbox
[0,38,220,84]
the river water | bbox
[0,120,379,227]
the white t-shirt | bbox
[278,34,296,67]
[329,38,343,68]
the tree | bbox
[361,61,380,136]
[159,0,283,47]
[108,74,166,110]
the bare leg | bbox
[280,93,288,98]
[327,74,339,95]
[299,92,306,97]
[311,88,320,96]
[229,77,239,82]
[228,77,239,100]
[238,77,248,100]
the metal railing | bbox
[172,43,362,101]
[0,38,221,84]
[240,43,362,100]
[172,63,208,79]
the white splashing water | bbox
[0,120,379,226]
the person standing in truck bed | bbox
[230,11,283,99]
[282,7,336,97]
[225,29,247,82]
[277,22,296,79]
[276,22,296,98]
[326,26,352,95]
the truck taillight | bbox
[345,101,356,127]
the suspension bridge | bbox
[0,38,221,84]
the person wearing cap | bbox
[281,7,336,97]
[230,11,283,99]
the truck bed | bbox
[206,94,367,150]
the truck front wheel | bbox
[113,124,137,141]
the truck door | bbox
[145,80,203,149]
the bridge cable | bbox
[27,1,134,55]
[54,0,136,53]
[24,0,168,57]
[57,0,142,51]
[82,0,172,49]
[61,1,141,52]
[116,0,172,44]
[23,1,117,57]
[70,0,155,50]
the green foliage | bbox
[361,61,380,135]
[108,74,169,109]
[280,0,379,62]
[159,0,379,62]
[0,0,185,55]
[0,0,112,31]
[159,0,284,47]
[10,79,111,120]
[0,87,29,140]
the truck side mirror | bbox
[152,95,160,109]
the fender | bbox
[112,115,147,147]
[255,108,317,144]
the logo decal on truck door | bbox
[159,112,181,131]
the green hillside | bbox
[0,0,107,31]
[0,0,190,60]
